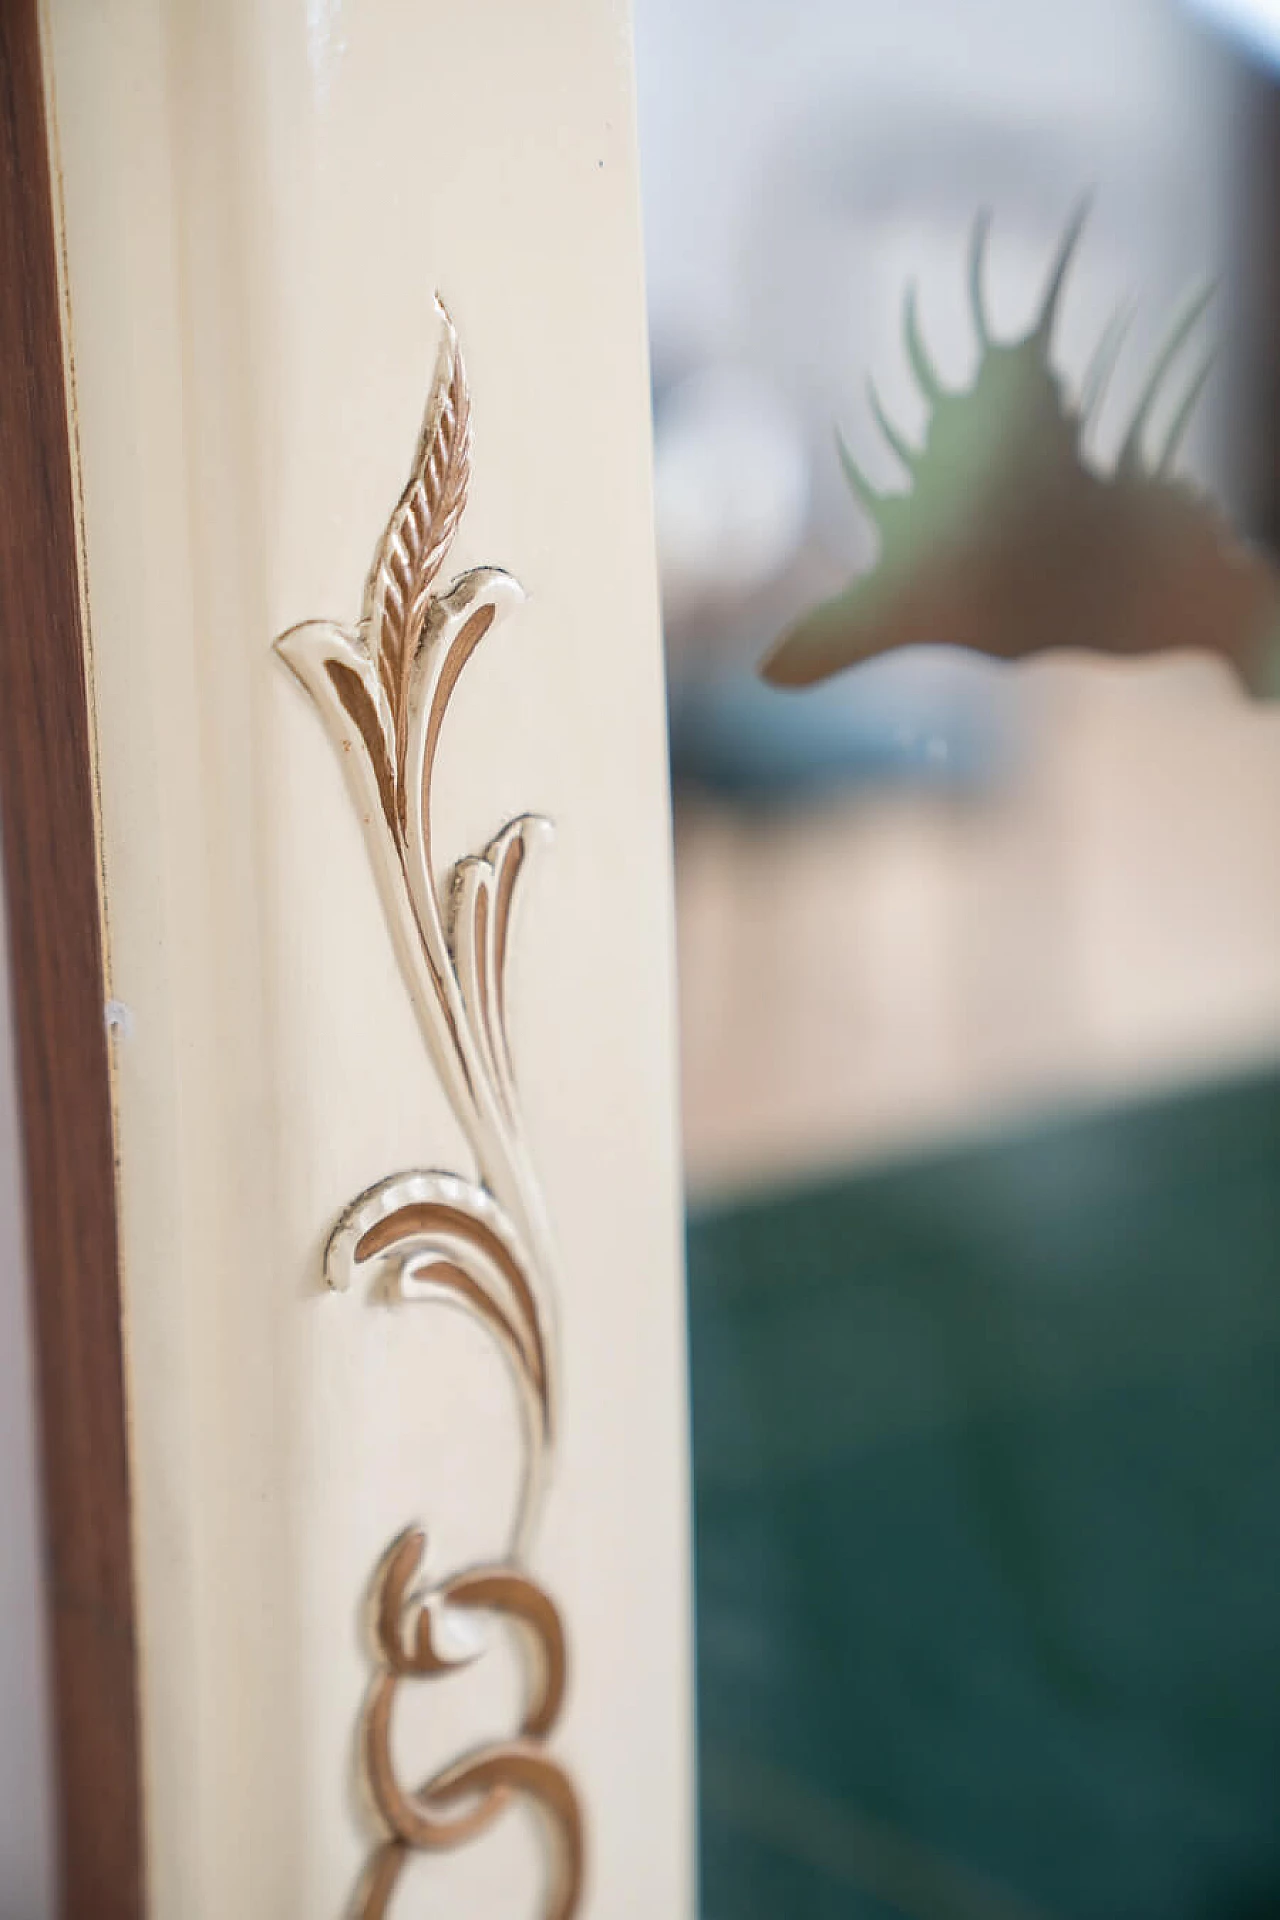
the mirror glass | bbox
[635,4,1280,1913]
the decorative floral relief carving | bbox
[275,302,582,1919]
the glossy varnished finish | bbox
[0,3,143,1914]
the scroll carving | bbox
[275,302,582,1917]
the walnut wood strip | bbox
[0,4,144,1915]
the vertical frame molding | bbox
[0,3,143,1914]
[41,1,694,1911]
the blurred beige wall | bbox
[679,658,1280,1199]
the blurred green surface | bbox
[687,1068,1280,1919]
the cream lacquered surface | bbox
[43,1,692,1912]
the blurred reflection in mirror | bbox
[637,2,1280,1915]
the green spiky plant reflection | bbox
[763,208,1280,694]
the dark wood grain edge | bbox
[0,3,144,1915]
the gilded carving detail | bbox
[276,302,581,1917]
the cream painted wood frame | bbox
[39,1,692,1912]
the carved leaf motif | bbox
[274,303,580,1920]
[452,815,553,1131]
[325,1169,552,1459]
[365,299,473,746]
[323,659,398,833]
